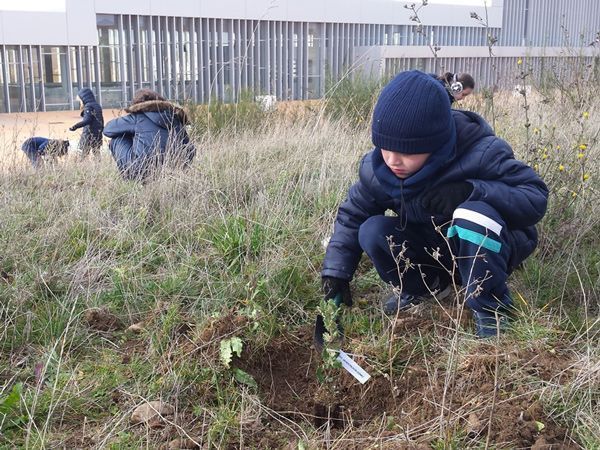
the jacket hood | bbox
[452,110,494,154]
[126,100,189,126]
[78,88,97,105]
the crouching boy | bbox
[103,89,196,181]
[320,70,548,338]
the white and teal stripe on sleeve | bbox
[446,208,503,253]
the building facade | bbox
[0,0,599,113]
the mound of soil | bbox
[84,307,123,331]
[236,316,577,449]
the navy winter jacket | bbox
[71,88,104,149]
[322,110,549,281]
[103,100,196,180]
[22,137,69,167]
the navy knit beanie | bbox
[372,70,455,154]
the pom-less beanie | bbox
[372,70,456,154]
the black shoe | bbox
[383,292,423,314]
[472,310,509,338]
[383,278,452,315]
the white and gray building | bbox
[1,0,599,113]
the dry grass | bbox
[0,82,598,449]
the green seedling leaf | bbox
[220,337,244,368]
[230,336,243,357]
[233,368,257,388]
[315,367,325,384]
[0,383,24,431]
[220,340,233,368]
[0,383,22,414]
[535,421,545,432]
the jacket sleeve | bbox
[71,106,95,130]
[468,138,548,229]
[322,179,386,281]
[179,127,196,164]
[103,115,136,138]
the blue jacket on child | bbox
[103,99,196,180]
[22,137,69,167]
[322,109,548,282]
[70,88,104,152]
[320,70,548,338]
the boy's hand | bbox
[322,277,352,307]
[422,182,473,217]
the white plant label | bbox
[337,350,371,384]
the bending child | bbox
[21,137,69,168]
[319,70,548,339]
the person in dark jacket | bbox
[434,72,475,103]
[21,137,69,168]
[320,70,548,339]
[103,89,196,181]
[69,88,104,157]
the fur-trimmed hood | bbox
[125,100,189,125]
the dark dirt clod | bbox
[84,307,123,331]
[0,269,14,283]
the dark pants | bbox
[23,150,43,168]
[358,201,513,312]
[79,134,103,157]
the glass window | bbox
[0,48,6,113]
[42,46,70,110]
[97,14,122,107]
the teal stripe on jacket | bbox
[447,225,502,253]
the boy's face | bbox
[381,149,431,179]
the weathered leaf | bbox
[233,368,257,388]
[220,337,244,368]
[230,336,243,358]
[220,340,233,368]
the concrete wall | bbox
[0,0,96,45]
[0,0,504,46]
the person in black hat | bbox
[317,70,547,340]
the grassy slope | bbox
[0,89,598,449]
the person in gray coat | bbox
[103,89,196,181]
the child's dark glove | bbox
[322,276,352,306]
[422,182,473,217]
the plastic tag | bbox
[337,350,371,384]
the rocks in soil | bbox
[131,401,175,428]
[168,438,201,449]
[84,307,123,331]
[127,322,145,334]
[466,413,483,438]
